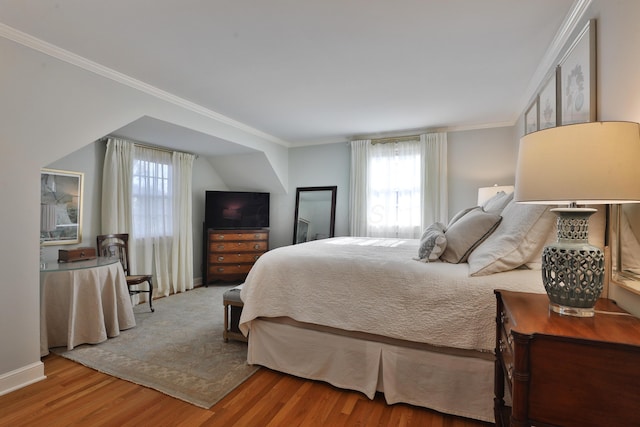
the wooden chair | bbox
[96,233,154,312]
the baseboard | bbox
[0,361,46,396]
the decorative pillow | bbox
[440,208,502,264]
[447,206,478,228]
[467,200,555,276]
[416,222,447,262]
[482,191,514,214]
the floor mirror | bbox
[293,186,337,244]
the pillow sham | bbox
[440,208,502,264]
[482,191,514,214]
[467,200,555,276]
[447,206,478,229]
[416,222,447,262]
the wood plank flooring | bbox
[0,354,491,427]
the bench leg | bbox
[223,302,230,342]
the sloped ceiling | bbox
[0,0,577,155]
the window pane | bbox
[132,158,173,238]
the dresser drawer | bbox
[210,232,268,241]
[205,228,269,284]
[209,252,264,264]
[210,241,268,252]
[208,264,254,276]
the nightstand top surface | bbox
[496,290,640,347]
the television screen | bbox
[205,191,270,229]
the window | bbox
[131,151,173,238]
[367,140,422,237]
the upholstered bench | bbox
[223,285,247,342]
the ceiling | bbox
[0,0,576,155]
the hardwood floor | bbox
[0,354,491,427]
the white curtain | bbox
[349,132,448,238]
[132,145,173,298]
[171,151,195,294]
[349,140,370,236]
[101,138,195,303]
[101,138,133,234]
[421,132,448,226]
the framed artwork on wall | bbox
[41,168,84,246]
[524,98,539,135]
[558,19,596,125]
[538,70,558,130]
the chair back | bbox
[97,233,132,276]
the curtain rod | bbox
[370,134,421,145]
[101,136,198,158]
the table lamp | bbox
[514,121,640,317]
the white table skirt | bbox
[40,260,136,356]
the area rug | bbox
[52,285,258,409]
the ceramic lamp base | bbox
[549,302,595,318]
[542,207,605,317]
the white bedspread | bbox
[240,237,546,352]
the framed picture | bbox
[524,98,539,135]
[558,19,596,125]
[538,70,557,130]
[40,168,84,245]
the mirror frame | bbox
[41,168,84,246]
[292,186,337,245]
[610,204,640,295]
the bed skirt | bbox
[247,317,497,423]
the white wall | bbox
[587,0,640,314]
[0,35,287,393]
[276,127,518,250]
[5,0,640,395]
[447,127,518,219]
[509,0,640,316]
[40,142,228,284]
[270,142,350,249]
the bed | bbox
[239,196,605,422]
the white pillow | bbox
[447,206,478,228]
[440,208,502,264]
[483,191,514,214]
[467,200,555,276]
[416,222,447,262]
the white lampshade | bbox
[477,185,514,206]
[515,121,640,205]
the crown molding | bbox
[517,0,593,119]
[290,120,515,148]
[0,22,291,148]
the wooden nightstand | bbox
[494,290,640,427]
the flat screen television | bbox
[205,190,270,229]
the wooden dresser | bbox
[205,229,269,285]
[494,290,640,427]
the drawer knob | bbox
[217,267,225,272]
[217,256,225,262]
[217,245,225,250]
[217,235,225,240]
[254,244,260,249]
[500,311,509,324]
